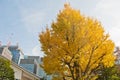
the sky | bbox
[0,0,120,56]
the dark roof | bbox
[8,46,18,50]
[0,45,19,51]
[20,59,35,64]
[0,47,4,54]
[28,56,40,59]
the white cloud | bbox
[32,45,44,57]
[93,0,120,46]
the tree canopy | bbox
[0,57,14,80]
[39,4,115,80]
[97,65,120,80]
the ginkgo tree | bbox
[39,4,115,80]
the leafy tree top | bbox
[0,57,14,80]
[39,3,115,80]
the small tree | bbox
[39,4,115,80]
[97,65,120,80]
[0,57,14,80]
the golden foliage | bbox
[39,3,115,80]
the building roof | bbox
[28,56,40,59]
[20,59,36,64]
[0,45,19,51]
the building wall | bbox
[20,64,35,73]
[1,47,12,61]
[11,62,40,80]
[9,48,20,64]
[25,56,52,80]
[22,72,34,80]
[0,53,40,80]
[0,45,23,64]
[11,64,22,80]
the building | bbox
[0,46,12,60]
[8,45,24,64]
[0,50,40,80]
[0,45,24,64]
[20,59,38,74]
[20,56,43,77]
[24,56,43,77]
[114,47,120,64]
[11,60,40,80]
[0,45,51,80]
[20,56,52,80]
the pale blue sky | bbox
[0,0,120,56]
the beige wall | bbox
[11,62,40,80]
[22,72,33,80]
[11,65,22,80]
[2,47,12,61]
